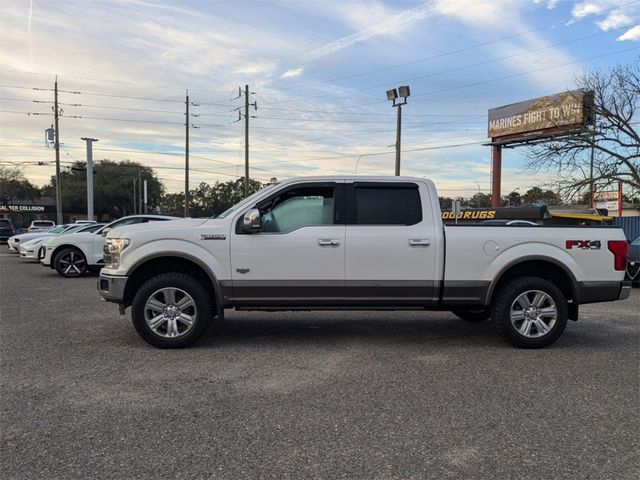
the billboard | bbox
[488,90,594,142]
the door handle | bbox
[409,239,430,247]
[318,239,340,247]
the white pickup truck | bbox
[98,176,631,349]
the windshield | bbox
[77,223,105,233]
[61,225,85,235]
[215,184,278,219]
[632,235,640,246]
[47,226,67,234]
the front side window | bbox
[259,186,335,233]
[353,185,422,225]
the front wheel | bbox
[491,276,568,348]
[54,248,87,277]
[131,272,214,348]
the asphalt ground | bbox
[0,252,638,480]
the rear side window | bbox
[352,185,422,225]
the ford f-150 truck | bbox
[98,176,631,349]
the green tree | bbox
[0,166,41,203]
[161,177,264,217]
[466,192,492,208]
[521,187,562,206]
[505,190,522,206]
[43,159,165,218]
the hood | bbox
[11,232,56,242]
[107,218,212,239]
[20,237,47,247]
[44,231,97,247]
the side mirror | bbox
[241,208,261,233]
[101,227,112,237]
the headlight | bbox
[104,238,130,269]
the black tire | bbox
[491,276,568,348]
[54,247,87,278]
[131,272,214,348]
[452,308,491,322]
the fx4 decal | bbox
[565,240,601,250]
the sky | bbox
[1,0,639,197]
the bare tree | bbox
[526,60,639,201]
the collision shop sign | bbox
[0,204,53,213]
[488,90,593,141]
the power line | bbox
[272,0,640,93]
[406,46,640,104]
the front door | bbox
[230,182,345,307]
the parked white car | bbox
[41,215,175,277]
[20,223,105,260]
[7,224,74,252]
[28,220,56,232]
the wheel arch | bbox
[123,253,224,319]
[486,256,580,320]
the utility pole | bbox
[81,137,98,221]
[237,85,257,197]
[143,180,148,214]
[133,178,137,215]
[184,90,190,217]
[54,77,62,224]
[589,129,595,209]
[244,84,249,196]
[139,169,143,214]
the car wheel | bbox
[131,272,213,348]
[491,276,568,348]
[451,308,491,322]
[54,248,87,278]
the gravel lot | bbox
[1,252,638,479]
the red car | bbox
[0,219,16,243]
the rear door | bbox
[344,181,438,306]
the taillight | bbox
[607,240,629,271]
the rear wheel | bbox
[131,272,213,348]
[54,248,87,278]
[452,308,490,322]
[491,276,568,348]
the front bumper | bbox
[97,273,128,303]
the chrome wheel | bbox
[144,287,197,339]
[510,289,557,338]
[58,251,86,276]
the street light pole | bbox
[386,86,410,176]
[81,137,98,221]
[395,104,402,176]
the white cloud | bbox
[281,68,304,78]
[432,0,524,26]
[617,24,640,41]
[597,11,633,30]
[572,2,604,19]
